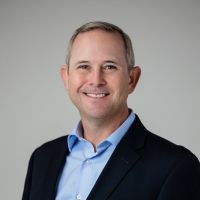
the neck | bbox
[80,107,130,147]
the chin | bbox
[82,110,110,120]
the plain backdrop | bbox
[0,0,200,199]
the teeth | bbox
[86,93,106,98]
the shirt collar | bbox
[67,110,135,152]
[102,111,135,147]
[67,121,83,152]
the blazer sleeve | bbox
[22,150,36,200]
[157,154,200,200]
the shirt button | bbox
[76,194,82,199]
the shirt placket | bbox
[75,141,95,200]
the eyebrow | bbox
[73,59,119,66]
[75,60,90,65]
[103,60,118,64]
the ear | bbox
[60,64,69,89]
[128,66,141,94]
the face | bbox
[61,30,140,121]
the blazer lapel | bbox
[87,115,147,200]
[47,136,70,199]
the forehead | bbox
[70,30,126,60]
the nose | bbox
[88,68,106,87]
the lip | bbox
[83,92,110,98]
[80,87,110,99]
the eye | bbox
[104,65,118,70]
[77,64,89,70]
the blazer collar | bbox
[87,115,147,200]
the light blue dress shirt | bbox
[56,111,135,200]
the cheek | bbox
[109,76,129,95]
[110,73,129,87]
[68,73,83,87]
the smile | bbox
[84,93,109,98]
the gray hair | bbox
[66,21,135,69]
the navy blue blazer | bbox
[22,116,200,199]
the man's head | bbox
[66,21,135,69]
[61,21,141,122]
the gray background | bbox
[0,0,199,199]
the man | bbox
[22,21,200,200]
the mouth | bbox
[83,92,109,98]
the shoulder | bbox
[146,131,196,158]
[142,130,200,175]
[32,135,68,159]
[129,115,199,169]
[133,115,198,161]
